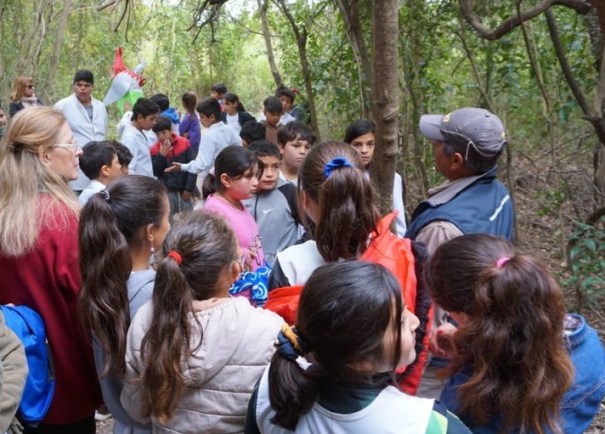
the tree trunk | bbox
[334,0,373,119]
[257,0,283,88]
[46,0,72,101]
[370,0,399,217]
[273,0,320,140]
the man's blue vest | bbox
[406,168,514,241]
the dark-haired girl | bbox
[247,261,470,434]
[266,141,428,393]
[220,92,256,133]
[79,175,170,434]
[203,145,264,271]
[344,118,407,237]
[427,234,605,434]
[122,213,282,433]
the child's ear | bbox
[100,164,110,178]
[219,173,231,188]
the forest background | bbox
[1,1,604,427]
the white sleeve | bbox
[181,135,214,175]
[393,173,407,236]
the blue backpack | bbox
[0,305,55,426]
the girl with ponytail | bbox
[426,234,605,434]
[247,261,470,434]
[121,213,282,433]
[79,175,170,434]
[266,141,430,394]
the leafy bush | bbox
[565,216,605,310]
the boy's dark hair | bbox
[196,98,221,121]
[73,69,94,85]
[152,116,173,134]
[277,121,316,146]
[248,140,280,159]
[150,93,170,112]
[211,83,227,95]
[132,98,160,121]
[275,86,295,103]
[263,96,283,114]
[112,141,133,167]
[240,121,266,145]
[79,141,117,180]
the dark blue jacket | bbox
[440,314,605,434]
[406,167,514,241]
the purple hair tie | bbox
[323,157,354,179]
[496,257,510,268]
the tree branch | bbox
[460,0,591,40]
[545,9,592,116]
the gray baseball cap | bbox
[419,107,506,159]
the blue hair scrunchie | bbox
[276,325,308,361]
[323,157,354,179]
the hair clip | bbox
[496,257,510,268]
[167,250,182,265]
[101,189,110,202]
[323,157,354,179]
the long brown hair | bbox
[426,234,574,434]
[138,212,239,423]
[78,176,167,377]
[299,141,379,261]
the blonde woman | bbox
[0,106,101,434]
[9,76,44,117]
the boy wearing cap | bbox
[406,107,515,398]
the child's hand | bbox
[165,163,181,173]
[429,323,458,359]
[160,139,172,156]
[181,191,192,201]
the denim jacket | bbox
[440,314,605,434]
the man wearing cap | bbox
[54,69,108,193]
[406,107,513,246]
[406,107,514,397]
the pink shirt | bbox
[203,195,265,271]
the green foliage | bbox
[564,217,605,310]
[535,183,568,217]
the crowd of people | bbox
[0,69,604,434]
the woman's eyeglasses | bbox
[52,142,78,153]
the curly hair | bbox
[426,234,574,434]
